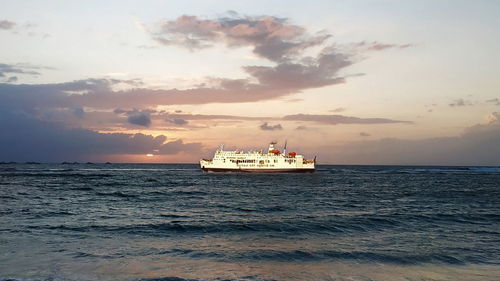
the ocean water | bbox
[1,163,499,281]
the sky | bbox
[0,0,499,165]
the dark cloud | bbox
[6,76,17,83]
[449,98,473,107]
[359,132,371,137]
[115,108,156,127]
[0,109,201,162]
[127,112,151,127]
[260,122,283,131]
[0,20,15,30]
[295,125,308,130]
[166,118,188,126]
[158,139,201,154]
[72,107,85,119]
[283,114,412,125]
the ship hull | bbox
[201,167,315,173]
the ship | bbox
[200,142,315,173]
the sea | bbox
[1,163,499,281]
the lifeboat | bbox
[269,149,280,155]
[288,152,297,157]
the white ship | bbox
[200,142,315,173]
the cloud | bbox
[0,20,15,30]
[143,112,411,128]
[0,14,410,108]
[0,63,41,79]
[160,112,409,126]
[260,122,283,131]
[449,98,473,107]
[162,112,259,120]
[243,51,351,90]
[152,13,330,62]
[486,112,499,123]
[486,98,500,106]
[319,117,500,165]
[283,114,412,125]
[127,112,151,127]
[72,107,85,119]
[6,76,17,83]
[0,78,413,133]
[0,109,201,162]
[354,41,413,51]
[359,132,371,137]
[330,107,346,113]
[113,108,127,114]
[166,118,188,126]
[8,62,343,107]
[158,139,201,154]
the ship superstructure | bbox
[200,142,315,173]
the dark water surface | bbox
[1,164,499,281]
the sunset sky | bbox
[1,0,499,164]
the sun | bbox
[146,154,154,157]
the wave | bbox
[0,278,268,281]
[170,190,208,196]
[71,186,94,191]
[159,214,191,218]
[27,217,403,236]
[96,191,138,198]
[395,167,500,174]
[228,249,467,265]
[319,165,500,174]
[69,247,472,265]
[78,168,167,171]
[22,212,500,238]
[137,277,274,281]
[0,172,113,178]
